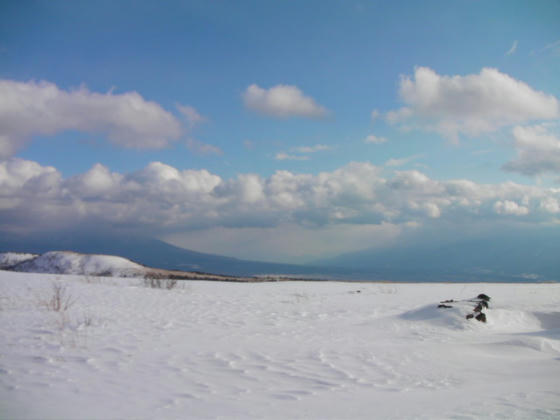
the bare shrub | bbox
[39,282,76,312]
[165,279,178,290]
[81,312,94,327]
[143,277,178,290]
[292,292,308,304]
[83,275,101,284]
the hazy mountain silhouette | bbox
[0,231,330,277]
[315,226,560,282]
[1,227,557,282]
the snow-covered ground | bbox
[1,271,559,419]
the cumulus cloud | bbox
[503,125,560,176]
[0,79,184,158]
[540,197,560,213]
[386,67,560,142]
[66,163,123,198]
[364,135,387,144]
[243,84,328,119]
[494,200,529,216]
[2,158,560,237]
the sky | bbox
[1,0,560,263]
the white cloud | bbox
[175,106,221,154]
[2,158,559,238]
[540,197,560,214]
[0,79,184,158]
[503,125,560,176]
[385,154,423,167]
[67,163,123,198]
[275,144,332,161]
[543,39,560,53]
[506,40,518,56]
[243,84,328,119]
[177,104,206,128]
[186,138,223,155]
[291,144,332,153]
[494,200,529,216]
[364,134,387,144]
[532,39,560,56]
[0,158,58,190]
[275,152,310,161]
[386,67,560,142]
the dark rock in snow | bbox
[475,313,487,323]
[438,293,491,323]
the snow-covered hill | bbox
[0,271,559,419]
[0,252,37,269]
[8,251,147,277]
[0,251,271,282]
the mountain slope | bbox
[2,228,557,282]
[316,227,560,282]
[0,232,328,277]
[0,250,270,282]
[9,251,147,277]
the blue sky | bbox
[1,1,560,262]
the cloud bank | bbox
[0,79,186,158]
[386,67,560,142]
[243,84,328,119]
[1,158,559,237]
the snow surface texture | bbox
[7,251,146,277]
[0,271,559,419]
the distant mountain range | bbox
[0,250,275,282]
[1,228,558,282]
[0,232,332,278]
[314,226,560,282]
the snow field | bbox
[0,271,559,419]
